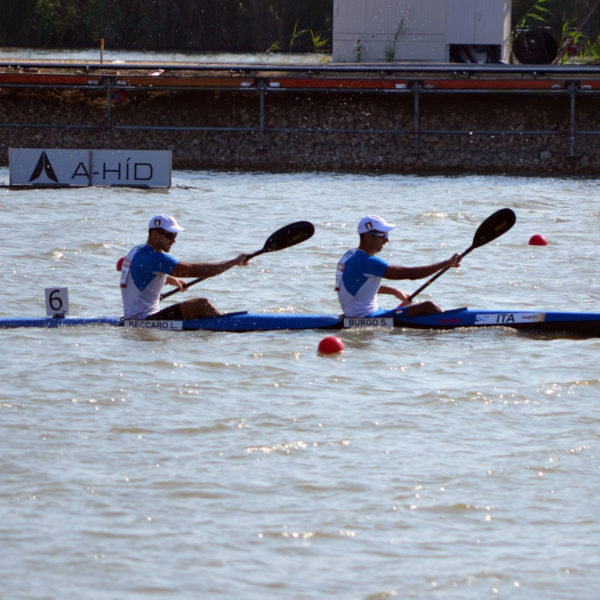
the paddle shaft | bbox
[405,208,516,304]
[159,220,314,301]
[407,245,473,303]
[159,247,267,300]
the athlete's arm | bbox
[384,254,460,280]
[171,254,249,279]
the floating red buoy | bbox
[529,234,548,246]
[318,336,345,355]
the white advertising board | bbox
[91,150,171,187]
[9,148,91,187]
[9,148,171,188]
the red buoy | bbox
[318,336,345,355]
[529,234,548,246]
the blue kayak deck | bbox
[1,307,600,336]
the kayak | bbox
[1,307,600,336]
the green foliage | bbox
[310,30,328,54]
[512,0,600,42]
[556,17,600,64]
[384,18,407,62]
[288,20,309,53]
[515,0,551,29]
[354,37,363,63]
[266,41,281,54]
[578,35,600,62]
[0,0,333,53]
[512,0,600,63]
[283,20,328,54]
[32,0,87,46]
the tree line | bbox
[0,0,332,52]
[0,1,599,56]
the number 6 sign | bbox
[45,288,69,317]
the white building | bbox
[332,0,511,63]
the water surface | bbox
[1,170,599,599]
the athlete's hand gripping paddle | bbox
[159,220,315,300]
[404,208,516,305]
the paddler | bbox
[120,215,249,320]
[335,215,461,318]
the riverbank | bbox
[1,61,600,175]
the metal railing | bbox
[1,62,600,157]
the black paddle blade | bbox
[262,220,315,253]
[472,208,516,249]
[161,221,315,301]
[407,208,516,303]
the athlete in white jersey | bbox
[120,214,249,320]
[336,215,461,318]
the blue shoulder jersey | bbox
[335,248,389,317]
[120,244,179,319]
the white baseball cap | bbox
[358,215,396,234]
[148,214,185,233]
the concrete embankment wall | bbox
[1,81,599,175]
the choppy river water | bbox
[1,169,599,599]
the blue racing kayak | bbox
[1,307,600,336]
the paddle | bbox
[404,208,516,304]
[159,220,315,301]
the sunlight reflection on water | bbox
[1,168,599,599]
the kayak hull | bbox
[393,307,600,336]
[2,307,600,336]
[0,316,122,328]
